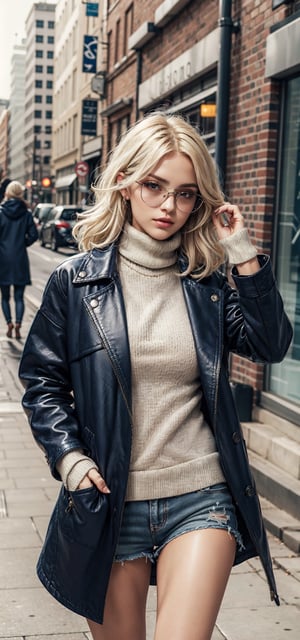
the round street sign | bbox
[75,161,89,178]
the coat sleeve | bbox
[223,255,293,363]
[25,211,38,246]
[19,269,85,479]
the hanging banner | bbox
[82,35,98,73]
[86,3,99,17]
[81,99,98,136]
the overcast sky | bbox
[0,0,57,101]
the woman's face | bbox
[123,151,199,240]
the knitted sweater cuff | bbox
[56,449,98,491]
[219,228,257,265]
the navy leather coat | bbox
[19,242,293,624]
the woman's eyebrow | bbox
[147,173,198,188]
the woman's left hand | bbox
[213,203,244,240]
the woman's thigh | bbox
[155,528,236,640]
[87,557,151,640]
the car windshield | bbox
[61,209,78,221]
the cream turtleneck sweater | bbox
[58,224,256,495]
[118,224,224,500]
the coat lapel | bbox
[181,277,224,426]
[74,246,132,417]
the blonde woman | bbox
[0,181,37,338]
[20,113,292,640]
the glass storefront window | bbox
[269,76,300,404]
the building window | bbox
[36,50,43,58]
[46,95,52,104]
[47,66,54,74]
[124,4,133,56]
[48,36,54,44]
[36,35,43,43]
[45,110,52,119]
[35,65,43,73]
[34,125,41,134]
[45,125,52,134]
[35,95,42,103]
[107,30,112,72]
[47,51,54,59]
[36,20,44,28]
[35,80,43,88]
[44,156,51,165]
[34,110,42,118]
[46,80,53,89]
[270,75,300,403]
[48,21,55,29]
[114,19,120,64]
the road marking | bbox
[29,248,53,262]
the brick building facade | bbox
[100,0,300,421]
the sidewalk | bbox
[0,310,299,639]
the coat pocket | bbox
[59,484,109,549]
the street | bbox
[27,243,78,309]
[0,243,299,639]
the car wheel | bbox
[51,234,57,251]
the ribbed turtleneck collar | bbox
[119,222,181,270]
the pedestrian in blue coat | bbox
[0,180,38,338]
[19,113,292,639]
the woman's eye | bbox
[144,181,161,192]
[179,191,196,200]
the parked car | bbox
[32,203,54,238]
[39,205,84,251]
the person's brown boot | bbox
[15,323,21,340]
[6,322,14,338]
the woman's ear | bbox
[116,173,129,199]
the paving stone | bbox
[222,570,276,609]
[32,515,51,542]
[0,517,41,549]
[0,548,40,588]
[0,587,89,636]
[217,604,300,639]
[274,556,300,577]
[6,499,54,518]
[25,635,89,640]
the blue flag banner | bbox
[86,3,99,17]
[82,35,98,73]
[81,99,98,136]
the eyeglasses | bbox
[136,180,202,213]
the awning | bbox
[55,173,77,189]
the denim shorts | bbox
[114,482,244,564]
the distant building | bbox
[24,2,56,204]
[9,40,26,183]
[0,102,9,176]
[52,0,104,205]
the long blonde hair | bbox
[74,112,226,279]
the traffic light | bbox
[41,177,52,188]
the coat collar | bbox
[72,243,119,284]
[72,241,192,285]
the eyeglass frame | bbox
[135,180,203,213]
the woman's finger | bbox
[88,468,111,493]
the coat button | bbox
[210,293,219,302]
[232,431,241,444]
[244,485,256,497]
[90,299,99,308]
[78,270,87,278]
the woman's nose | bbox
[161,192,176,210]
